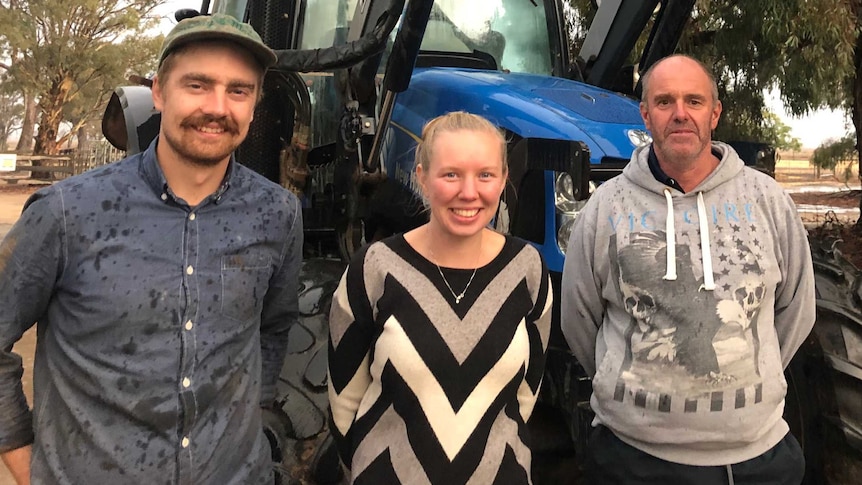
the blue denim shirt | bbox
[0,140,302,484]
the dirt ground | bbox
[777,167,862,269]
[791,190,862,268]
[0,170,859,483]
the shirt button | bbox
[182,377,191,388]
[186,266,194,275]
[182,437,190,448]
[185,320,193,330]
[160,193,168,201]
[189,213,196,221]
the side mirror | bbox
[102,86,160,155]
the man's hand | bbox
[1,445,31,485]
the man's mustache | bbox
[181,115,239,134]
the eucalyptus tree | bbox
[0,0,164,155]
[812,135,857,186]
[564,0,861,220]
[679,0,854,145]
[681,0,860,221]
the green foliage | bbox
[763,111,803,151]
[682,0,854,116]
[562,0,855,149]
[811,134,856,171]
[716,110,803,151]
[0,0,165,153]
[561,0,595,58]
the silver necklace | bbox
[435,263,478,304]
[430,245,480,304]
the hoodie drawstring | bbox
[662,189,677,281]
[661,188,715,291]
[697,192,716,290]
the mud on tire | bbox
[787,232,862,484]
[265,259,348,484]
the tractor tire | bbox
[336,219,365,263]
[793,231,862,484]
[784,346,825,484]
[266,258,348,484]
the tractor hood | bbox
[392,67,649,162]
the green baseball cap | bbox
[159,13,277,69]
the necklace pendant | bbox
[432,256,478,306]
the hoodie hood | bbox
[623,141,745,195]
[620,141,745,292]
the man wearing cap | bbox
[0,14,301,484]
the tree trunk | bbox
[33,123,59,156]
[0,120,9,151]
[33,107,61,156]
[33,75,74,156]
[15,92,37,154]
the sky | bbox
[785,109,849,149]
[151,1,851,150]
[152,1,189,35]
[764,91,851,149]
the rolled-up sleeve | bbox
[0,191,63,453]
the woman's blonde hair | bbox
[414,111,508,174]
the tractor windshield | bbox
[294,0,556,147]
[299,0,357,49]
[422,0,553,75]
[299,0,554,74]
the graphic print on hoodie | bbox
[608,226,767,410]
[561,141,816,465]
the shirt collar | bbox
[647,144,722,194]
[139,138,235,206]
[647,145,684,193]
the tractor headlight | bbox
[554,171,580,213]
[627,129,652,148]
[555,172,595,254]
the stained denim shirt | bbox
[0,140,302,484]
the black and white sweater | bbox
[328,234,552,484]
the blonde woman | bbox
[327,111,552,484]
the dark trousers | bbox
[583,425,804,485]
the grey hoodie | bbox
[561,141,815,466]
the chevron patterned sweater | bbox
[327,234,552,484]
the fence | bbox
[0,155,73,183]
[71,139,126,173]
[0,139,125,184]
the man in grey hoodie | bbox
[561,54,815,484]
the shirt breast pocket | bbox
[221,252,273,322]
